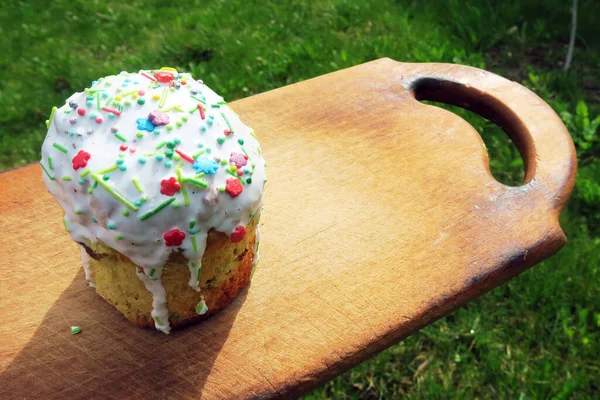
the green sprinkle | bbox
[197,265,202,282]
[96,92,101,110]
[104,96,114,106]
[217,137,225,145]
[40,162,55,180]
[211,104,220,108]
[96,164,119,175]
[238,138,244,145]
[136,132,144,139]
[220,159,227,166]
[241,147,249,157]
[46,106,57,128]
[183,178,208,188]
[189,220,196,229]
[158,88,168,108]
[191,235,198,253]
[190,95,206,104]
[114,133,127,142]
[194,172,205,178]
[53,143,68,153]
[122,209,130,217]
[85,88,105,95]
[132,178,143,193]
[115,234,124,240]
[71,326,81,335]
[139,197,176,220]
[189,106,198,113]
[62,176,72,181]
[176,121,183,127]
[149,268,156,277]
[47,156,54,170]
[153,316,163,325]
[219,187,226,193]
[217,100,227,105]
[137,98,145,105]
[176,169,190,206]
[156,141,167,149]
[80,169,91,177]
[192,150,206,159]
[249,130,259,141]
[166,125,173,131]
[91,174,139,211]
[221,112,233,134]
[63,218,70,232]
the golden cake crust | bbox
[81,218,257,329]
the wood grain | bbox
[0,58,576,399]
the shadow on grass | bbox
[2,269,248,399]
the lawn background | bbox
[1,0,599,398]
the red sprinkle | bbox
[237,170,244,176]
[160,177,180,196]
[225,178,243,198]
[164,228,186,247]
[155,71,174,83]
[197,104,205,120]
[95,116,103,124]
[119,144,128,151]
[77,108,86,116]
[231,226,246,243]
[72,150,91,170]
[175,149,194,163]
[224,129,232,136]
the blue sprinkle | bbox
[89,113,96,119]
[192,156,219,174]
[69,131,75,136]
[102,92,109,98]
[86,100,93,106]
[138,158,146,164]
[136,118,155,132]
[78,178,87,184]
[207,119,213,126]
[108,113,116,119]
[208,114,214,119]
[116,159,124,165]
[118,165,127,171]
[134,200,143,207]
[201,125,207,132]
[198,143,204,148]
[124,78,131,83]
[174,138,181,144]
[164,161,172,168]
[206,147,212,154]
[92,80,98,86]
[156,154,164,161]
[243,168,250,173]
[154,129,161,136]
[107,221,116,230]
[189,227,199,234]
[91,217,98,223]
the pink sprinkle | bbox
[141,72,157,81]
[138,90,145,96]
[237,170,244,176]
[95,117,103,124]
[129,147,136,153]
[101,107,122,116]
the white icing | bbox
[135,266,170,334]
[41,69,266,333]
[195,296,208,315]
[80,247,95,287]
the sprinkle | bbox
[138,157,146,164]
[197,104,206,120]
[91,174,139,211]
[183,178,208,188]
[96,164,119,175]
[79,169,91,178]
[96,93,101,110]
[136,132,144,139]
[221,112,234,134]
[71,326,81,335]
[46,106,58,128]
[53,143,68,153]
[158,88,168,108]
[122,209,130,217]
[211,104,220,108]
[130,178,143,193]
[141,72,157,81]
[139,197,176,221]
[217,137,225,145]
[102,107,121,116]
[120,89,137,97]
[92,217,98,223]
[118,165,127,171]
[238,138,245,145]
[116,234,124,240]
[156,141,167,149]
[46,156,54,170]
[104,96,114,106]
[249,130,259,141]
[107,221,116,230]
[62,176,72,181]
[225,168,242,181]
[154,316,163,325]
[192,150,206,159]
[189,220,196,229]
[190,95,206,105]
[40,162,55,180]
[176,168,190,206]
[175,149,194,163]
[191,235,198,253]
[164,160,172,168]
[137,98,145,105]
[64,218,70,232]
[156,154,164,161]
[194,172,205,178]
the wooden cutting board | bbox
[0,58,576,399]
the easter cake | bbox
[40,68,266,333]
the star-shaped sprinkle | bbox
[160,177,180,196]
[192,157,219,175]
[164,228,185,246]
[72,150,91,170]
[225,178,243,198]
[149,110,169,126]
[136,118,155,132]
[229,152,248,168]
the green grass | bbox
[2,0,599,398]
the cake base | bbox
[80,219,257,329]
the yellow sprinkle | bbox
[152,94,160,101]
[115,95,123,101]
[231,165,237,172]
[160,67,178,73]
[132,93,138,99]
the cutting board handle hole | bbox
[411,78,527,187]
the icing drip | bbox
[80,247,95,287]
[41,68,266,333]
[136,266,171,334]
